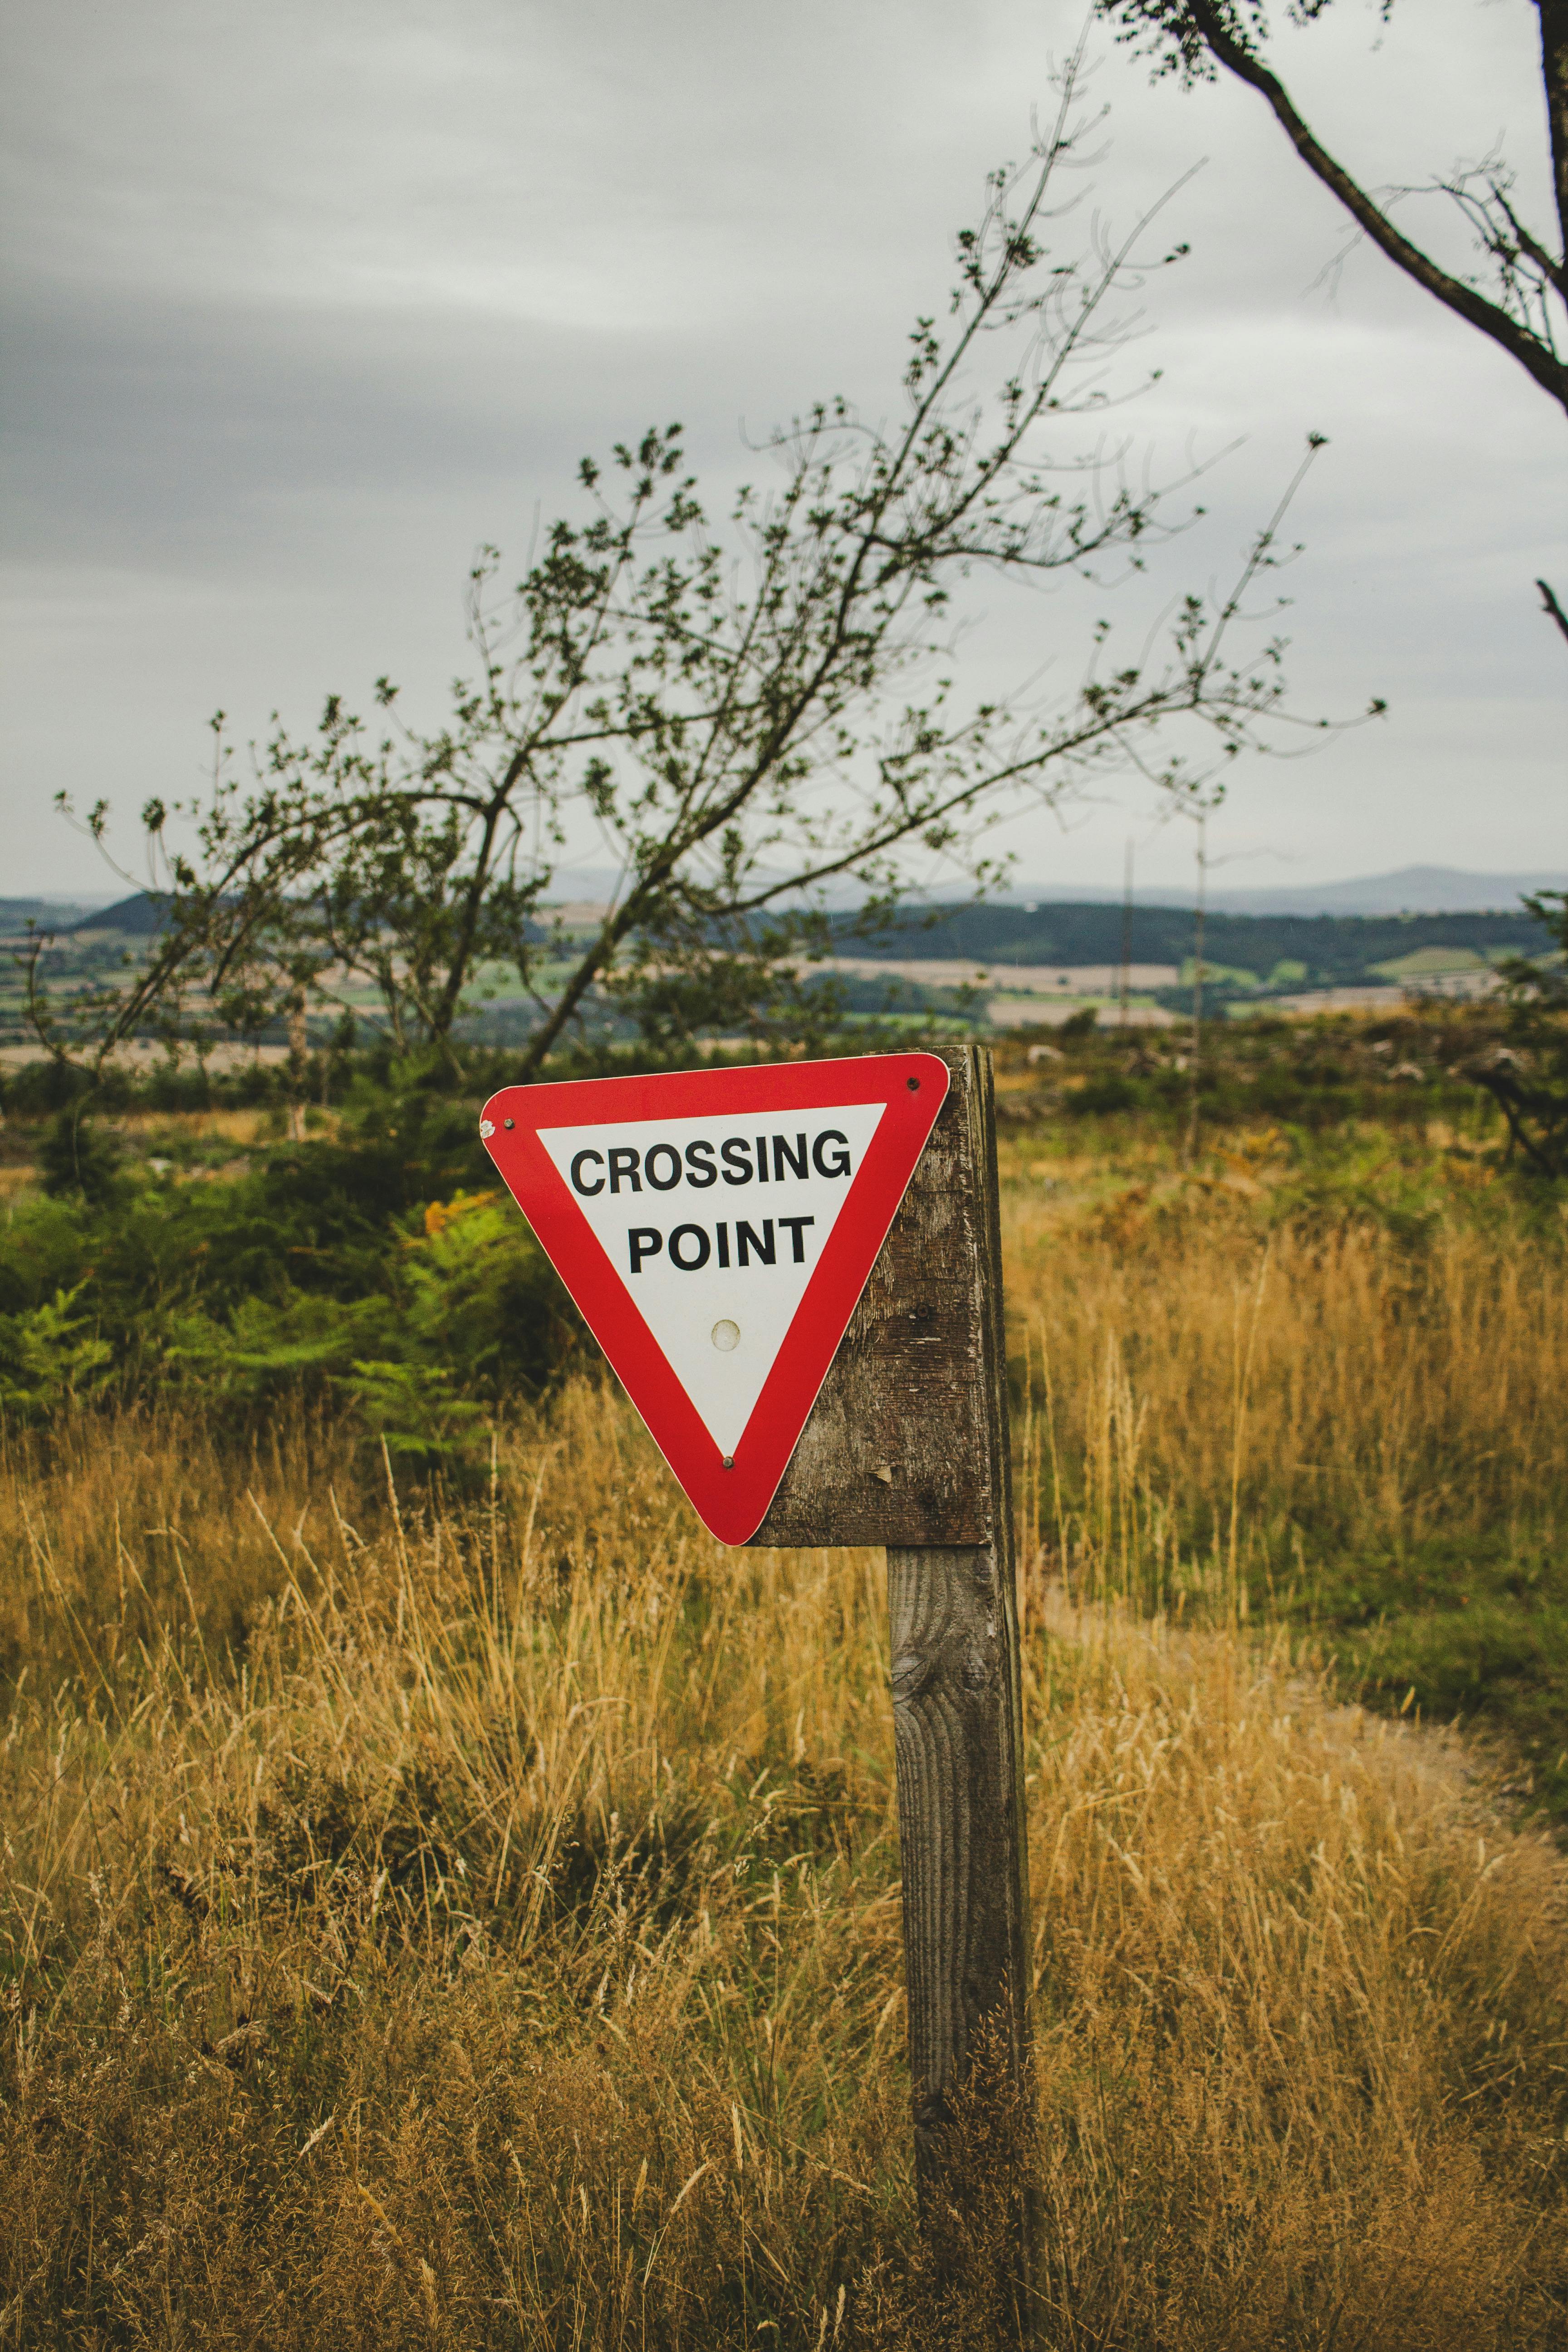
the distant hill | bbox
[530,863,1567,919]
[6,869,1558,1007]
[1186,866,1565,917]
[0,892,172,936]
[67,892,170,935]
[0,896,122,935]
[986,866,1568,917]
[32,865,1553,940]
[837,899,1555,986]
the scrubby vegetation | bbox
[2,1007,1565,2344]
[998,1102,1568,1827]
[0,1080,572,1457]
[4,1390,1566,2346]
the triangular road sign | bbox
[480,1053,949,1543]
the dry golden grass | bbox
[4,1348,1566,2347]
[0,1402,369,1681]
[1002,1132,1568,1596]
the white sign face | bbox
[537,1100,887,1457]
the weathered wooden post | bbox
[756,1044,1035,2318]
[482,1041,1035,2323]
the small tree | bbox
[31,59,1362,1082]
[1096,0,1568,640]
[1466,890,1568,1176]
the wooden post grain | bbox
[757,1044,1035,2319]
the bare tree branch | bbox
[1539,577,1568,644]
[1162,0,1568,414]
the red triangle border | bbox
[479,1053,950,1543]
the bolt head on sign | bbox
[480,1053,949,1544]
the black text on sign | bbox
[538,1107,883,1460]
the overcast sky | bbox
[3,0,1564,899]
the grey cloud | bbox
[1,0,1562,894]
